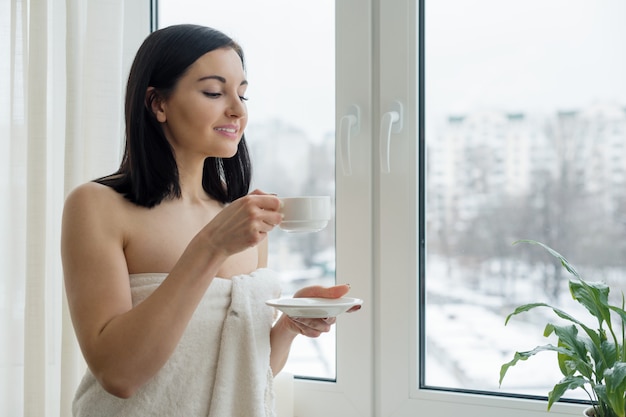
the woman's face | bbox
[154,47,248,160]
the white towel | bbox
[208,272,280,417]
[72,269,281,417]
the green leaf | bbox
[545,324,591,378]
[595,384,609,407]
[588,340,619,383]
[548,324,588,361]
[506,302,604,351]
[513,240,580,278]
[506,240,626,417]
[593,386,622,417]
[504,302,552,325]
[570,280,612,327]
[547,375,587,410]
[604,363,626,417]
[608,305,626,337]
[500,344,576,386]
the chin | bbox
[225,146,240,158]
[201,143,238,158]
[211,148,239,159]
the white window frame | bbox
[293,0,374,415]
[375,1,588,416]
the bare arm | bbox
[62,184,282,398]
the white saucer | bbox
[279,220,329,233]
[265,297,363,318]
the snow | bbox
[280,254,611,402]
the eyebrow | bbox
[197,75,248,86]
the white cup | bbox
[279,196,331,233]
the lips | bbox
[214,125,240,139]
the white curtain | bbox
[0,1,144,415]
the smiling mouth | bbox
[215,127,237,133]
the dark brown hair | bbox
[96,24,252,207]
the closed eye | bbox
[203,92,247,101]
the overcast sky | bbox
[160,0,626,137]
[427,0,626,121]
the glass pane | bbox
[158,1,337,379]
[424,0,626,398]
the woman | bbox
[61,24,354,416]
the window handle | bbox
[379,100,403,173]
[338,105,360,176]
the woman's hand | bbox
[284,284,361,338]
[270,284,361,373]
[199,189,283,258]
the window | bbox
[155,0,626,416]
[423,0,626,401]
[157,0,338,380]
[379,0,626,416]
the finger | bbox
[347,305,362,313]
[294,284,351,299]
[287,317,304,335]
[290,317,332,337]
[240,195,281,226]
[258,211,282,230]
[249,188,268,196]
[241,190,281,212]
[295,317,334,331]
[257,218,278,235]
[249,189,277,197]
[288,317,315,337]
[255,194,282,212]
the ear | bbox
[145,87,167,123]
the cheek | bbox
[163,107,209,144]
[180,107,216,137]
[171,94,213,122]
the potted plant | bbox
[499,240,626,417]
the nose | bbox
[227,96,247,119]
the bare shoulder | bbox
[63,181,133,226]
[62,181,131,255]
[64,181,126,213]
